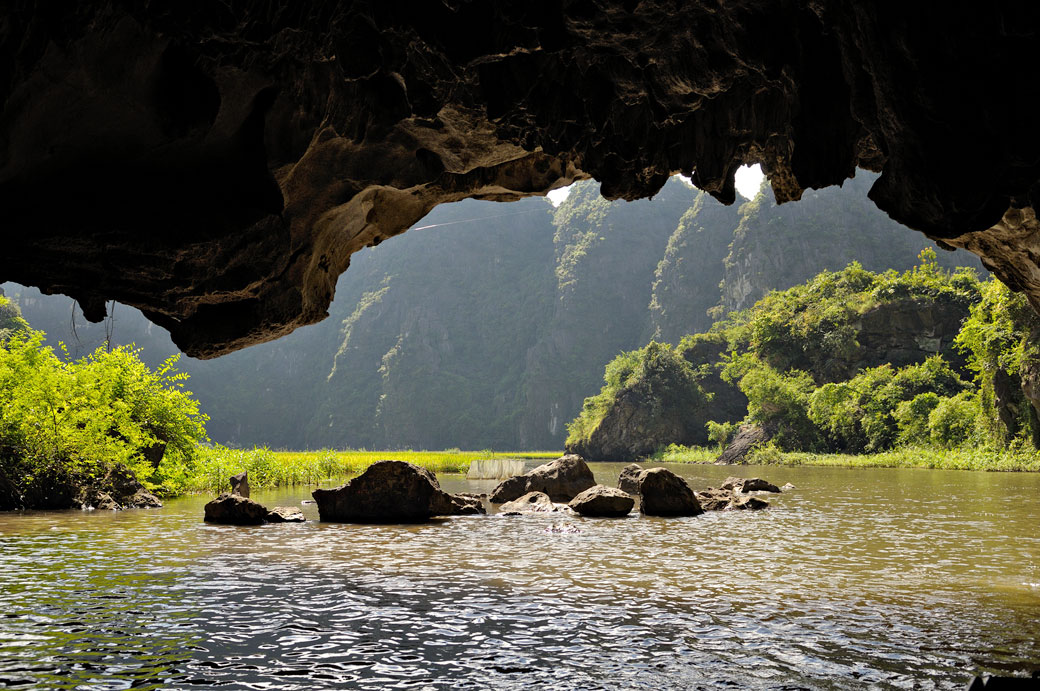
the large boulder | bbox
[204,493,270,525]
[312,460,482,523]
[489,454,595,503]
[569,485,634,518]
[617,464,644,495]
[638,468,703,517]
[499,491,557,514]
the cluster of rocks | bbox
[1,462,163,512]
[203,472,305,526]
[203,455,790,525]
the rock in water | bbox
[569,485,634,517]
[638,468,703,517]
[730,495,770,511]
[266,506,306,523]
[204,494,270,525]
[230,471,250,498]
[695,487,738,512]
[617,464,644,495]
[721,477,781,493]
[312,460,479,523]
[499,491,557,514]
[489,454,595,503]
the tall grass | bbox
[656,443,1040,472]
[186,447,560,495]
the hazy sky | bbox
[547,164,766,206]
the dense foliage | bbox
[0,308,209,499]
[571,251,1040,461]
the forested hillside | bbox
[4,173,980,450]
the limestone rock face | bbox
[637,468,703,517]
[716,425,771,465]
[6,4,1040,356]
[489,454,595,503]
[569,485,634,518]
[312,460,476,522]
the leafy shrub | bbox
[706,420,739,449]
[0,323,209,497]
[895,393,942,445]
[929,392,981,448]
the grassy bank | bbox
[183,447,561,495]
[656,443,1040,472]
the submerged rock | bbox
[499,491,557,514]
[696,486,772,511]
[266,506,306,523]
[204,493,270,525]
[569,485,634,517]
[695,487,737,512]
[638,468,703,517]
[489,454,595,503]
[312,460,482,523]
[617,464,644,495]
[721,477,781,493]
[730,495,770,511]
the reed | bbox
[186,446,561,494]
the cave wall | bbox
[3,2,1040,357]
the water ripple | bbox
[1,464,1038,689]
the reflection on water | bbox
[1,464,1038,689]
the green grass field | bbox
[186,447,561,495]
[656,443,1040,472]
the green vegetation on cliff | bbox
[3,173,983,452]
[569,252,1040,465]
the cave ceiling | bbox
[2,2,1040,357]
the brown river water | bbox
[1,463,1038,690]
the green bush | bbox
[929,392,981,448]
[895,392,942,445]
[0,322,209,497]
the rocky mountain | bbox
[4,173,981,450]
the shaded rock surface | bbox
[716,425,771,465]
[637,468,703,517]
[1,461,162,512]
[5,4,1040,357]
[489,454,595,503]
[230,472,250,498]
[617,464,644,495]
[204,494,270,526]
[568,485,634,518]
[499,491,557,515]
[312,460,480,523]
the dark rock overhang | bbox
[2,2,1039,357]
